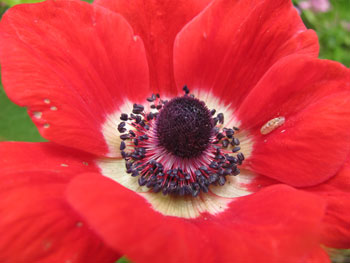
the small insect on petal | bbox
[260,116,285,135]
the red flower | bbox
[0,0,350,262]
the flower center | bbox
[118,87,244,197]
[156,96,213,158]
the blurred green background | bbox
[0,0,349,262]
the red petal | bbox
[304,248,330,263]
[0,142,99,176]
[67,174,326,263]
[94,0,212,94]
[0,0,149,157]
[306,160,350,248]
[0,143,119,262]
[174,0,319,106]
[239,56,350,186]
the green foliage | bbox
[116,256,131,263]
[0,80,45,142]
[295,0,350,66]
[2,0,43,7]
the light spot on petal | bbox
[76,222,83,227]
[43,123,50,128]
[50,106,58,111]
[60,163,69,167]
[44,99,50,104]
[260,116,285,135]
[41,240,52,251]
[82,162,89,166]
[33,111,42,119]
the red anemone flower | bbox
[0,0,350,262]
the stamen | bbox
[118,86,245,197]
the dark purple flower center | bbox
[156,96,213,158]
[118,87,244,197]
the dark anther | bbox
[132,104,144,114]
[222,139,229,148]
[225,128,234,138]
[209,161,219,169]
[147,94,157,102]
[218,176,226,186]
[131,170,139,177]
[182,85,190,94]
[232,146,241,153]
[135,115,142,123]
[120,113,128,121]
[118,122,126,133]
[237,153,245,161]
[138,176,147,186]
[216,133,225,140]
[217,113,224,124]
[147,112,154,121]
[226,155,237,163]
[120,134,130,140]
[233,138,240,145]
[209,173,218,183]
[129,130,136,137]
[120,141,126,150]
[210,109,216,116]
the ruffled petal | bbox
[67,174,326,263]
[305,159,350,248]
[94,0,212,94]
[0,0,149,157]
[174,0,319,107]
[0,143,119,262]
[238,56,350,186]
